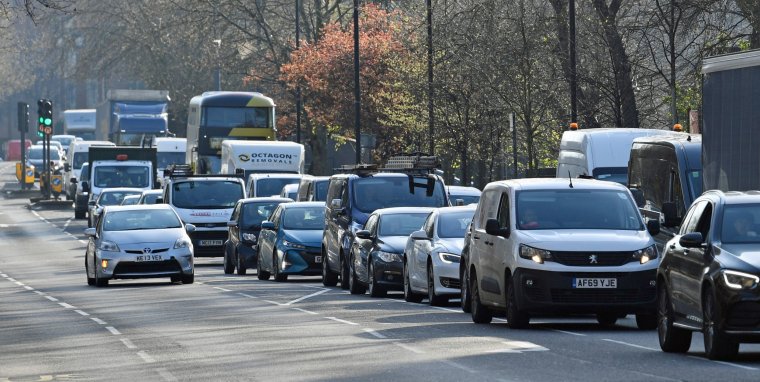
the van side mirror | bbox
[646,220,660,237]
[661,202,680,228]
[485,218,509,238]
[679,232,704,248]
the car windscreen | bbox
[721,205,760,244]
[686,170,702,201]
[379,213,430,237]
[242,202,282,228]
[314,181,329,201]
[72,152,87,169]
[438,211,475,238]
[94,166,150,188]
[282,207,325,230]
[103,209,182,231]
[353,177,446,213]
[592,167,628,185]
[172,180,243,209]
[451,194,480,205]
[98,191,142,206]
[141,193,161,204]
[255,177,300,197]
[157,152,185,169]
[121,196,140,205]
[516,189,643,231]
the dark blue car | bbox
[257,202,326,282]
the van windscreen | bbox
[592,167,628,185]
[172,180,243,209]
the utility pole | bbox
[511,112,518,179]
[427,0,434,155]
[569,0,578,127]
[213,0,221,91]
[17,102,28,190]
[353,0,361,164]
[295,0,302,144]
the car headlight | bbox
[634,245,658,264]
[722,270,759,290]
[519,245,552,264]
[438,252,461,263]
[377,251,402,262]
[174,237,192,249]
[242,233,258,243]
[283,239,305,249]
[98,240,120,252]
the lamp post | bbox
[569,0,578,127]
[295,0,302,144]
[353,0,361,164]
[427,0,434,155]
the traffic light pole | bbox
[17,102,28,191]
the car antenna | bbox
[568,171,573,188]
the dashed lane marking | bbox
[78,240,88,244]
[237,293,257,299]
[292,307,318,315]
[14,281,24,286]
[486,341,549,353]
[284,288,330,305]
[213,286,232,292]
[263,299,284,306]
[602,338,658,352]
[23,285,34,291]
[58,302,76,309]
[120,338,137,349]
[90,317,107,325]
[362,328,387,339]
[551,329,586,336]
[45,295,59,302]
[157,368,178,382]
[62,218,72,230]
[34,290,45,296]
[137,351,156,363]
[325,317,359,326]
[74,309,89,316]
[105,326,121,335]
[7,277,16,282]
[687,355,759,371]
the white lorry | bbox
[556,128,677,184]
[62,109,97,141]
[64,140,115,204]
[220,140,305,197]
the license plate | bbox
[315,256,322,263]
[573,278,617,288]
[199,240,223,246]
[135,255,163,262]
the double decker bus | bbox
[186,91,276,174]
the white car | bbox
[404,205,476,305]
[84,204,195,287]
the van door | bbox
[472,189,500,303]
[480,192,511,305]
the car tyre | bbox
[635,313,658,330]
[506,276,529,329]
[181,273,194,284]
[657,283,692,352]
[94,269,108,287]
[368,260,386,298]
[428,262,447,306]
[236,250,247,276]
[340,254,350,290]
[349,255,366,295]
[257,251,271,280]
[403,261,423,303]
[470,271,493,324]
[85,260,95,286]
[596,313,618,327]
[461,267,471,313]
[223,250,234,274]
[704,287,739,360]
[273,255,288,282]
[322,250,338,286]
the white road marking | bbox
[7,277,16,282]
[105,326,121,335]
[90,317,107,325]
[0,274,7,277]
[393,342,425,354]
[263,299,284,306]
[687,355,758,371]
[487,341,549,353]
[157,368,178,382]
[238,293,258,299]
[292,307,318,315]
[45,296,59,302]
[429,306,462,313]
[34,290,45,295]
[602,338,658,351]
[14,281,24,286]
[74,309,89,316]
[284,288,330,305]
[62,218,72,230]
[23,285,34,291]
[440,359,477,374]
[78,240,88,244]
[120,338,137,349]
[0,224,8,228]
[137,351,156,363]
[551,329,586,336]
[362,328,387,339]
[213,286,232,292]
[325,317,359,326]
[58,302,76,309]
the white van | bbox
[220,140,305,178]
[154,137,187,185]
[64,140,115,201]
[556,128,676,184]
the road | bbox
[1,162,760,381]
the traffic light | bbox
[37,99,53,136]
[17,102,29,132]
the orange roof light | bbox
[116,154,128,161]
[673,123,683,132]
[569,122,579,130]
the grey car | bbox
[84,204,196,287]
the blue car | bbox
[257,202,326,282]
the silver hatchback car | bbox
[84,204,196,287]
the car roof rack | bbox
[164,164,242,180]
[381,153,441,175]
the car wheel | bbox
[94,268,108,287]
[181,273,194,284]
[85,259,95,286]
[322,250,338,287]
[704,287,739,360]
[636,313,658,330]
[403,261,423,303]
[657,283,692,352]
[428,262,447,306]
[236,250,247,276]
[461,267,471,313]
[506,276,529,329]
[273,255,288,282]
[596,313,618,327]
[470,271,492,324]
[368,260,386,298]
[349,255,366,295]
[257,250,271,280]
[340,254,350,290]
[223,249,234,274]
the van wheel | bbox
[322,251,338,286]
[704,287,739,360]
[470,271,492,324]
[658,283,691,352]
[340,254,350,290]
[506,276,529,328]
[461,268,471,313]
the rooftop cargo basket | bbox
[335,153,440,176]
[164,164,244,180]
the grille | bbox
[550,288,655,304]
[195,222,228,228]
[113,260,181,275]
[726,302,760,329]
[125,248,169,254]
[524,287,549,302]
[439,277,461,289]
[550,251,636,266]
[189,231,227,240]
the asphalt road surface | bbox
[1,162,759,381]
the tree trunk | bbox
[737,0,760,49]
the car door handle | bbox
[473,236,481,240]
[484,240,493,246]
[669,243,676,249]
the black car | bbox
[223,197,293,275]
[348,207,433,297]
[658,190,760,360]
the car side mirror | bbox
[661,202,680,227]
[185,224,196,233]
[455,198,465,206]
[261,221,275,230]
[84,228,97,237]
[95,207,104,215]
[485,218,509,238]
[410,230,429,240]
[679,232,703,248]
[356,230,372,240]
[88,200,96,207]
[629,187,645,208]
[227,220,238,227]
[647,219,660,237]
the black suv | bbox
[321,156,449,288]
[658,190,760,360]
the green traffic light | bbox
[39,117,44,123]
[37,131,44,138]
[44,118,52,126]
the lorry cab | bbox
[64,140,115,201]
[220,140,305,178]
[153,137,187,186]
[556,128,678,184]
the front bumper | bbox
[96,248,194,280]
[513,268,657,315]
[431,258,461,296]
[372,258,404,290]
[188,230,227,257]
[279,246,322,276]
[717,285,760,342]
